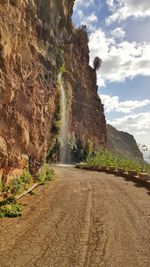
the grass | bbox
[76,149,150,174]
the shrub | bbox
[93,57,102,71]
[0,196,16,207]
[0,196,22,218]
[9,171,33,194]
[80,149,150,174]
[10,178,24,194]
[38,163,46,184]
[20,171,33,185]
[0,203,22,218]
[38,164,54,184]
[45,167,54,182]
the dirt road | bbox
[0,166,150,267]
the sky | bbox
[72,0,150,150]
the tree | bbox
[93,57,102,71]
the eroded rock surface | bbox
[64,27,106,148]
[0,0,106,167]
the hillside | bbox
[107,124,144,162]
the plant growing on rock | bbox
[59,63,66,74]
[47,84,61,162]
[93,57,102,71]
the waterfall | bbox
[58,73,70,163]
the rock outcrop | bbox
[107,124,143,163]
[0,0,106,168]
[64,27,106,149]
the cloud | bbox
[74,0,94,11]
[75,11,98,30]
[111,27,126,40]
[108,113,150,135]
[106,0,150,24]
[76,10,84,20]
[89,28,150,85]
[100,94,150,113]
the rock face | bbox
[64,27,106,149]
[107,124,143,162]
[0,0,106,167]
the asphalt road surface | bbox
[0,166,150,267]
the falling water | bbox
[58,73,70,163]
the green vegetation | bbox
[38,163,55,184]
[77,149,150,174]
[0,196,22,218]
[10,171,33,195]
[0,165,55,219]
[47,80,61,162]
[0,181,2,193]
[68,137,94,163]
[59,63,66,74]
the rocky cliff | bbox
[0,0,106,168]
[64,27,106,150]
[107,124,143,163]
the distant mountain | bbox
[107,124,144,163]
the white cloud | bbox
[74,0,94,11]
[101,94,150,113]
[76,11,98,31]
[108,112,150,147]
[111,27,126,40]
[89,28,150,85]
[106,0,150,24]
[76,10,84,20]
[82,13,98,30]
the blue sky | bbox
[72,0,150,149]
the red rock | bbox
[0,0,106,170]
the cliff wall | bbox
[64,27,106,149]
[107,124,143,163]
[0,0,106,168]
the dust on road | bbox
[0,166,150,267]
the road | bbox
[0,166,150,267]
